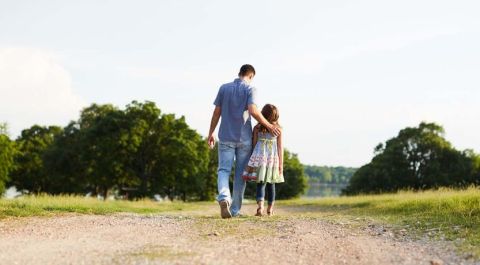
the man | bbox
[207,64,280,218]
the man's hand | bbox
[268,124,281,137]
[248,104,281,136]
[208,106,221,149]
[207,134,216,149]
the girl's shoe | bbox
[249,172,258,182]
[241,171,250,181]
[267,210,274,216]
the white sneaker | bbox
[218,200,232,219]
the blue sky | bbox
[0,0,479,167]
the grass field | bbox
[1,187,479,257]
[279,186,480,256]
[0,195,212,218]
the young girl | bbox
[242,104,284,216]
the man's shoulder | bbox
[219,81,234,90]
[220,79,255,93]
[238,82,255,93]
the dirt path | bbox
[0,204,475,265]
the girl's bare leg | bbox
[267,202,274,216]
[255,200,264,216]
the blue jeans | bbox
[256,182,276,204]
[217,140,252,216]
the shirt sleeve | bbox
[247,87,257,106]
[213,86,223,106]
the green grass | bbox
[279,186,480,257]
[0,195,211,218]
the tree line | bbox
[343,122,480,195]
[304,165,357,185]
[0,101,307,200]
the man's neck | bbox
[238,76,250,84]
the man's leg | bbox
[231,141,252,216]
[217,142,235,218]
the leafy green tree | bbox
[200,143,219,201]
[10,125,62,193]
[464,149,480,184]
[0,124,16,195]
[167,122,210,201]
[150,115,209,201]
[77,104,130,199]
[344,122,480,195]
[42,122,87,194]
[122,101,162,197]
[74,101,211,201]
[35,101,212,201]
[276,149,308,199]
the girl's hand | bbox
[279,167,283,176]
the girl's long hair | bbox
[257,104,280,133]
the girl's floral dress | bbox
[247,131,284,183]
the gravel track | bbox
[0,204,476,265]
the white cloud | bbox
[0,47,86,137]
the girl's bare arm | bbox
[277,128,283,175]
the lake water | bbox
[304,182,347,197]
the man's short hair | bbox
[238,64,256,77]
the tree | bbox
[74,101,211,201]
[122,101,162,198]
[10,125,62,193]
[0,124,16,195]
[42,122,87,194]
[276,149,308,199]
[76,104,130,199]
[150,114,209,201]
[200,143,218,201]
[343,122,480,195]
